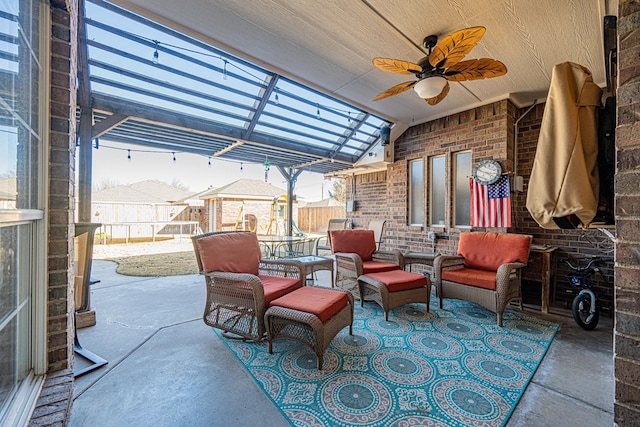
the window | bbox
[0,0,47,423]
[408,159,424,226]
[454,151,472,226]
[429,156,446,226]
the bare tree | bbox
[94,177,120,191]
[328,178,346,203]
[170,179,190,191]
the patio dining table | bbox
[258,235,306,259]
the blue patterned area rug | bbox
[216,299,558,427]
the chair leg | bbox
[497,312,503,327]
[317,354,323,370]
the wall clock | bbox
[472,159,502,185]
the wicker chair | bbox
[434,231,532,326]
[331,229,403,298]
[192,231,305,341]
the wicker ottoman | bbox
[265,286,354,369]
[358,270,431,321]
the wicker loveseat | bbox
[434,231,532,326]
[331,229,403,298]
[192,231,305,341]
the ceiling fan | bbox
[372,26,507,105]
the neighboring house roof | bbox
[93,180,193,204]
[199,178,286,200]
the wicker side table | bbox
[292,255,335,287]
[404,252,438,276]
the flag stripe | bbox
[469,175,511,227]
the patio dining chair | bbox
[315,218,348,255]
[368,219,387,250]
[192,231,305,341]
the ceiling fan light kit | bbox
[414,77,448,99]
[372,26,507,106]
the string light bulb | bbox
[240,162,243,171]
[316,106,321,118]
[127,149,131,161]
[274,93,279,105]
[172,152,176,163]
[152,41,159,64]
[223,60,228,80]
[208,156,211,167]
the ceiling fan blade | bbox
[372,58,422,75]
[429,26,486,69]
[444,58,507,81]
[372,80,416,101]
[425,81,450,105]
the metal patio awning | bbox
[79,0,391,176]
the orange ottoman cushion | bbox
[269,286,349,323]
[364,270,427,292]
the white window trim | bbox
[453,150,472,228]
[429,155,446,228]
[33,1,51,377]
[408,158,424,227]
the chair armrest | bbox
[433,255,465,286]
[205,271,266,301]
[372,250,404,268]
[334,252,364,277]
[495,262,527,289]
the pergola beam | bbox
[92,113,129,138]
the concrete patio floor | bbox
[70,260,614,427]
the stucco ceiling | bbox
[110,0,617,138]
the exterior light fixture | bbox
[152,41,159,64]
[413,77,447,99]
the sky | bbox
[91,140,334,201]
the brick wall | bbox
[615,1,640,424]
[29,0,78,425]
[348,98,615,311]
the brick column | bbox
[29,0,78,425]
[614,1,640,424]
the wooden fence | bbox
[297,206,346,234]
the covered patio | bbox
[69,258,613,426]
[4,0,640,426]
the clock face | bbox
[472,160,502,185]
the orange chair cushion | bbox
[196,232,262,275]
[362,261,399,274]
[259,274,303,305]
[269,286,349,323]
[441,267,497,290]
[330,229,376,261]
[365,270,428,292]
[458,232,531,272]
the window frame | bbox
[453,150,472,228]
[408,158,425,227]
[0,2,49,425]
[428,155,446,228]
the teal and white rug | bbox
[217,299,558,427]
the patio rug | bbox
[216,299,559,427]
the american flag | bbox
[470,174,511,227]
